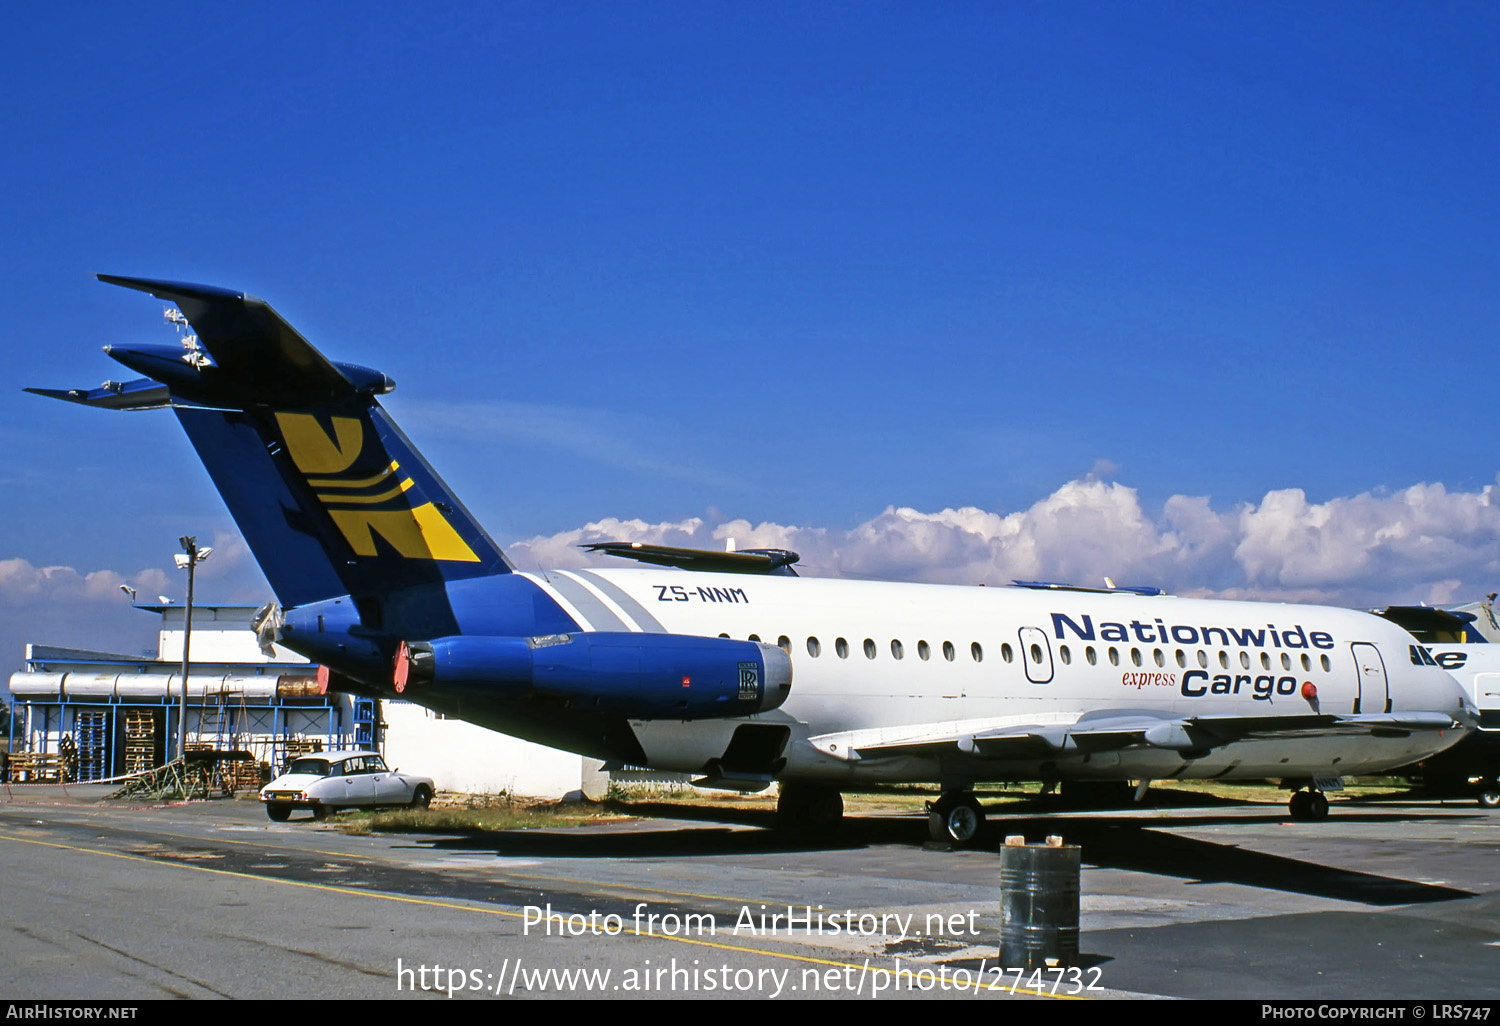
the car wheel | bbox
[411,784,433,809]
[266,804,291,822]
[311,804,329,821]
[1478,785,1500,810]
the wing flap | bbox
[810,709,1465,764]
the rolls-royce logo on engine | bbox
[738,662,760,700]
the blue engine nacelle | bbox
[393,631,792,720]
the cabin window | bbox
[943,641,956,661]
[719,632,730,638]
[1153,649,1165,667]
[749,633,761,642]
[1320,654,1331,672]
[807,637,821,657]
[1260,652,1272,670]
[778,636,791,653]
[863,638,877,659]
[1239,651,1251,669]
[1001,642,1014,663]
[1300,653,1311,671]
[1108,647,1120,666]
[890,639,904,659]
[1174,649,1186,668]
[1058,644,1071,665]
[1130,648,1142,667]
[1281,652,1292,670]
[1085,646,1097,666]
[918,640,931,660]
[971,642,983,662]
[1219,651,1230,669]
[836,637,850,659]
[1197,650,1208,668]
[1029,643,1042,663]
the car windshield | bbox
[287,758,331,777]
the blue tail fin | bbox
[30,275,512,607]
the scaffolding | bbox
[7,669,358,789]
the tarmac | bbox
[1,782,1496,1001]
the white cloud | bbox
[11,472,1500,678]
[511,475,1500,608]
[0,559,171,606]
[0,560,174,674]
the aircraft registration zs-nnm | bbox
[31,276,1477,843]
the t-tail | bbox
[31,276,795,750]
[28,275,514,608]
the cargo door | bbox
[1351,642,1389,714]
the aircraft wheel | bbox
[776,782,844,833]
[1289,789,1328,821]
[1478,784,1500,810]
[928,793,985,845]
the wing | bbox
[582,541,800,575]
[808,708,1466,763]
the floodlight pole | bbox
[177,536,199,762]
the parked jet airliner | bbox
[29,276,1477,842]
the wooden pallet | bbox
[123,710,158,775]
[8,752,65,782]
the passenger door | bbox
[1019,626,1054,684]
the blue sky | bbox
[4,3,1500,669]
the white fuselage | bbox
[520,569,1472,786]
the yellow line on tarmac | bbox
[173,826,758,904]
[0,830,1087,999]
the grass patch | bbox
[335,794,633,836]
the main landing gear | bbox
[776,782,844,833]
[927,792,985,845]
[1287,787,1330,821]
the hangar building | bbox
[5,602,607,799]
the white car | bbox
[260,749,435,821]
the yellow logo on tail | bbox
[276,412,479,562]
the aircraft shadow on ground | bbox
[410,801,1476,907]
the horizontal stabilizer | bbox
[24,378,170,411]
[30,276,512,607]
[92,274,393,408]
